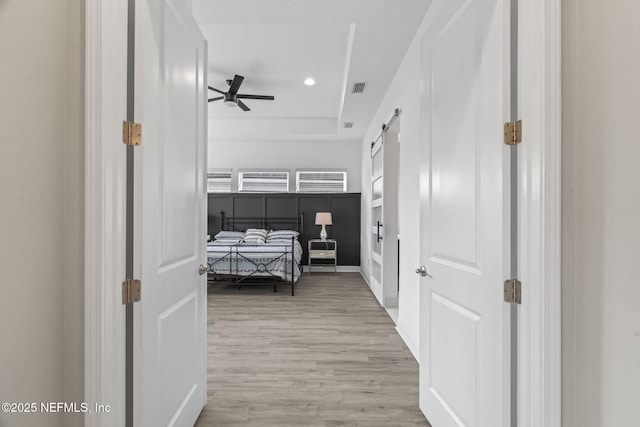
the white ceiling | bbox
[192,0,430,143]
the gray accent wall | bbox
[209,193,361,266]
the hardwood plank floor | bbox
[195,272,431,427]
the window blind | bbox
[207,169,232,193]
[239,171,289,193]
[296,171,347,193]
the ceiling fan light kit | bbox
[208,74,274,112]
[223,92,237,107]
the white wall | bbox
[0,1,84,426]
[359,12,430,358]
[562,1,640,425]
[208,140,362,192]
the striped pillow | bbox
[266,229,299,243]
[243,228,268,244]
[267,229,299,238]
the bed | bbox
[206,212,304,295]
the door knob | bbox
[199,264,208,275]
[415,265,429,277]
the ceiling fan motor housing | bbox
[224,92,237,107]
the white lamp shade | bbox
[315,212,333,225]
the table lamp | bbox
[315,212,332,241]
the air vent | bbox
[351,82,366,94]
[344,122,354,129]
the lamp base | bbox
[320,225,327,241]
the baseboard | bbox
[337,266,362,273]
[396,322,419,363]
[302,265,361,273]
[359,270,370,286]
[384,297,399,307]
[361,272,383,306]
[385,307,399,324]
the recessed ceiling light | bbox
[304,78,316,86]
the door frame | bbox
[516,0,561,425]
[85,0,130,425]
[84,0,562,426]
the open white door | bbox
[418,0,512,426]
[135,0,207,425]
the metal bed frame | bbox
[207,211,304,296]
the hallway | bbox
[195,272,430,426]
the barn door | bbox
[417,0,514,425]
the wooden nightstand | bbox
[308,239,337,273]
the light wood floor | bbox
[195,272,431,427]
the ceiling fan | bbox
[208,74,275,111]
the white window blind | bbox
[207,169,232,193]
[238,171,289,193]
[296,171,347,193]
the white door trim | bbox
[84,0,129,425]
[517,0,561,425]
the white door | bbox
[418,0,512,426]
[135,0,207,425]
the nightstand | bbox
[308,239,337,273]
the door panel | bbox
[429,0,479,271]
[159,292,199,424]
[429,292,479,426]
[419,0,511,425]
[137,0,207,425]
[161,19,200,264]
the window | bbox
[207,169,232,193]
[238,171,289,193]
[296,171,347,193]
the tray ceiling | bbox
[192,0,431,143]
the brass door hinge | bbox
[122,121,142,146]
[504,120,522,145]
[504,279,522,304]
[122,278,141,304]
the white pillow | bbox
[214,230,245,240]
[210,239,241,245]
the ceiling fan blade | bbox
[228,75,244,95]
[208,86,226,95]
[236,99,250,111]
[237,94,275,101]
[208,96,224,102]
